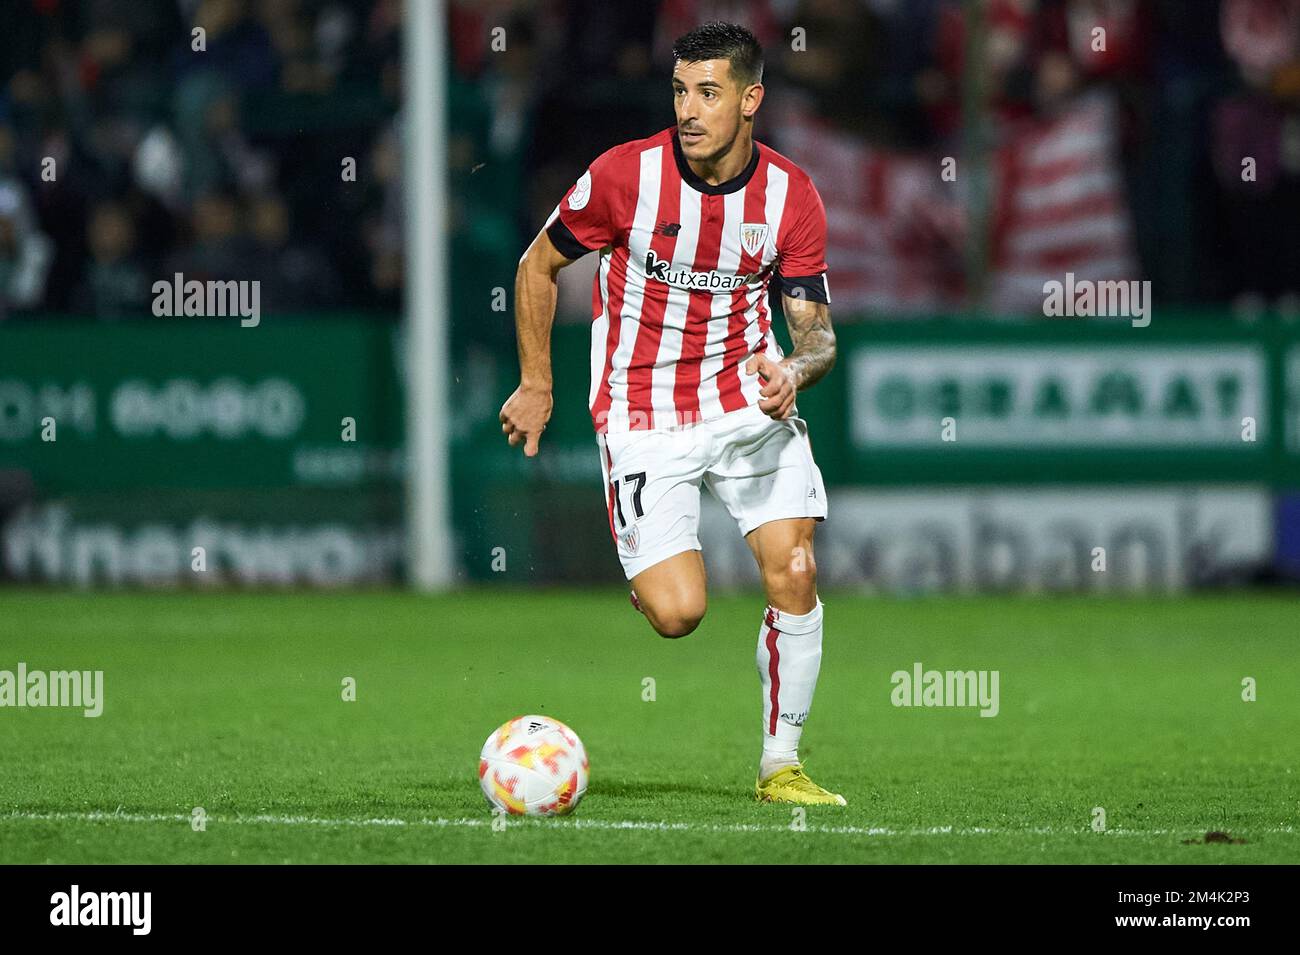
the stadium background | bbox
[1,0,1299,870]
[2,0,1298,593]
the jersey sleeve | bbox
[775,176,831,305]
[545,150,625,260]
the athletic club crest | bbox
[619,524,640,555]
[739,222,769,257]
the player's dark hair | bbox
[671,22,763,87]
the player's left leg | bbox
[703,408,844,805]
[746,517,843,805]
[747,515,818,614]
[747,518,820,761]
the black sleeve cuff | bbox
[776,272,830,305]
[546,219,595,260]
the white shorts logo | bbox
[619,524,640,555]
[568,170,592,211]
[739,222,769,257]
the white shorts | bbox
[596,405,828,579]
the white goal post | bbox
[403,0,455,589]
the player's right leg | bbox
[597,428,709,638]
[631,550,707,638]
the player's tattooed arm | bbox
[746,294,836,420]
[779,292,836,391]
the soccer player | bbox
[499,22,843,806]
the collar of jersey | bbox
[671,130,761,196]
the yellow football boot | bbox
[754,764,847,806]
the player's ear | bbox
[741,83,764,119]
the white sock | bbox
[756,599,823,780]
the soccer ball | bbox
[478,715,589,816]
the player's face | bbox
[671,59,758,162]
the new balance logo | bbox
[654,221,681,237]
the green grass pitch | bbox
[0,589,1296,864]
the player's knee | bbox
[763,558,817,607]
[648,600,706,638]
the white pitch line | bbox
[0,810,1294,839]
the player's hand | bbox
[745,353,796,420]
[499,383,553,457]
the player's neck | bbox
[686,132,754,186]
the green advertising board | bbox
[2,312,1298,585]
[0,321,404,492]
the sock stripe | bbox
[765,625,781,735]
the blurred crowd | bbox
[2,0,1299,322]
[1,0,404,320]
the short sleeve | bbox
[546,151,624,260]
[775,177,831,304]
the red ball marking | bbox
[557,772,579,806]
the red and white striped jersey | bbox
[546,127,831,433]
